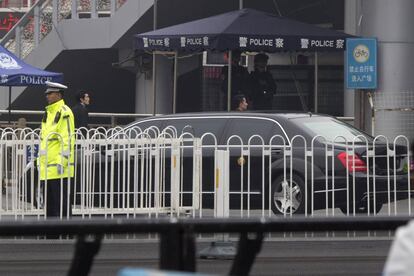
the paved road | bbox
[0,194,409,275]
[0,238,393,276]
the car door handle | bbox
[271,148,283,155]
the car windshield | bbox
[291,116,373,143]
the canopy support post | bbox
[173,52,178,114]
[153,0,158,29]
[152,0,158,116]
[8,86,11,124]
[239,0,243,9]
[152,53,157,116]
[314,51,318,113]
[227,50,232,111]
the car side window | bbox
[226,118,286,145]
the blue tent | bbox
[0,45,63,122]
[134,8,354,52]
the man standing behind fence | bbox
[72,90,90,135]
[38,81,75,218]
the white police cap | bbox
[45,81,68,94]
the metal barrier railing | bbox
[0,109,158,128]
[0,216,411,275]
[0,127,411,221]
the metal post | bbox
[367,92,375,136]
[239,0,243,9]
[52,0,58,26]
[68,235,102,276]
[8,86,11,124]
[173,52,178,113]
[314,52,318,113]
[227,51,232,111]
[91,0,98,19]
[160,227,196,272]
[110,116,116,128]
[229,232,263,276]
[33,6,40,47]
[110,0,116,15]
[215,150,229,218]
[71,0,78,20]
[152,0,158,116]
[15,26,21,58]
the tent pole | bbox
[153,0,158,29]
[152,53,157,116]
[227,50,232,111]
[314,51,318,113]
[8,86,11,124]
[173,52,178,113]
[152,0,158,116]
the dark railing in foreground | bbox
[0,216,412,276]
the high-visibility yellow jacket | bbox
[38,99,75,180]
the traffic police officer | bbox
[38,81,75,218]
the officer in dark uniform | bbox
[249,53,277,110]
[221,50,250,108]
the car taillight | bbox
[337,152,367,172]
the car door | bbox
[224,117,287,210]
[160,117,229,209]
[110,118,162,208]
[76,118,165,210]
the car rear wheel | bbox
[271,174,307,215]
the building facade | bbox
[1,0,413,142]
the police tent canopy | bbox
[0,44,63,122]
[134,8,354,112]
[134,8,353,52]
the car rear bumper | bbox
[311,174,412,208]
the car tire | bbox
[271,174,308,215]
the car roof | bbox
[126,112,335,134]
[127,112,332,139]
[138,111,330,120]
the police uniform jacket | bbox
[249,70,277,110]
[221,65,250,99]
[38,99,75,180]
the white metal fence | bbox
[0,127,412,220]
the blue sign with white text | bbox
[346,38,377,89]
[26,144,39,164]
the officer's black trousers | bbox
[42,178,72,218]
